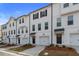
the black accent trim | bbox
[54,28,64,32]
[30,33,36,35]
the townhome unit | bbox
[29,4,52,45]
[2,24,8,43]
[16,15,30,45]
[0,25,2,41]
[52,3,79,46]
[7,17,17,44]
[2,17,17,44]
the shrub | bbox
[56,45,59,47]
[62,45,66,48]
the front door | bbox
[56,34,62,44]
[32,36,35,44]
[9,38,10,44]
[18,38,20,44]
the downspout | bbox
[51,3,53,45]
[29,14,30,44]
[16,19,17,45]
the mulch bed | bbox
[9,44,35,52]
[39,45,79,56]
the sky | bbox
[0,3,48,25]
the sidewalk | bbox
[20,46,45,56]
[0,45,45,56]
[0,49,22,56]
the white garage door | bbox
[70,34,79,46]
[39,36,49,45]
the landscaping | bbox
[0,44,16,48]
[9,44,35,52]
[39,44,79,56]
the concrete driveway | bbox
[20,46,45,56]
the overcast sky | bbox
[0,3,48,25]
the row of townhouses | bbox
[0,26,2,41]
[0,3,79,46]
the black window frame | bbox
[73,3,78,5]
[32,25,35,31]
[33,13,39,20]
[21,29,24,34]
[18,30,20,34]
[57,18,61,27]
[68,15,73,25]
[22,18,24,23]
[40,10,47,18]
[63,3,69,8]
[19,19,21,24]
[38,23,41,31]
[45,22,48,30]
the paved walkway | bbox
[20,46,45,56]
[0,49,22,56]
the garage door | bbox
[70,34,79,46]
[39,36,49,45]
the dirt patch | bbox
[39,45,79,56]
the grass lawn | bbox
[39,45,79,56]
[9,44,35,52]
[0,44,16,48]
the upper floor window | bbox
[19,19,21,24]
[40,10,47,18]
[38,23,41,31]
[11,30,13,35]
[73,3,78,5]
[68,15,73,25]
[18,30,20,34]
[21,29,24,34]
[32,25,35,31]
[9,31,10,35]
[33,13,39,20]
[63,3,69,8]
[45,22,48,30]
[22,18,24,23]
[13,22,14,26]
[26,28,28,33]
[9,24,11,27]
[14,30,15,34]
[57,18,61,27]
[6,32,7,36]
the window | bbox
[45,22,48,30]
[14,30,15,34]
[11,30,13,35]
[21,29,24,33]
[9,24,11,27]
[40,10,47,18]
[19,19,21,24]
[57,18,61,27]
[38,23,41,31]
[63,3,69,8]
[33,13,39,20]
[18,30,20,34]
[68,15,73,25]
[73,3,78,5]
[6,32,7,36]
[13,22,14,26]
[32,25,35,31]
[22,18,24,23]
[26,28,28,33]
[9,31,10,35]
